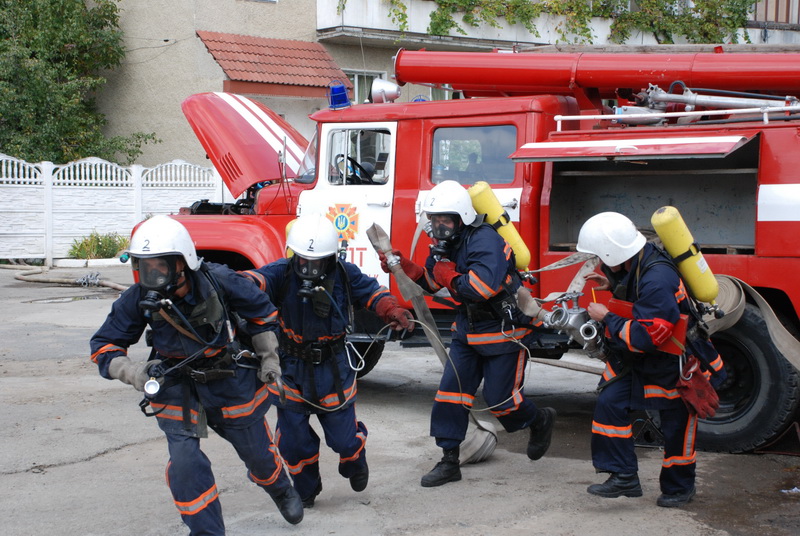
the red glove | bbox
[374,296,415,332]
[378,249,424,281]
[433,260,460,293]
[676,355,720,418]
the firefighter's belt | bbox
[280,336,346,365]
[461,302,500,323]
[163,355,236,384]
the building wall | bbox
[98,0,800,168]
[99,0,321,167]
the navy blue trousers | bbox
[431,338,540,450]
[162,415,289,535]
[591,373,698,495]
[276,404,368,501]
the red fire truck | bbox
[173,47,800,454]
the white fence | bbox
[0,155,232,265]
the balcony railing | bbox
[752,0,800,26]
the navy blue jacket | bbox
[601,243,726,409]
[91,262,278,378]
[418,223,539,356]
[243,258,392,412]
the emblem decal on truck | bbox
[328,204,359,241]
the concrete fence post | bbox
[132,164,144,224]
[41,161,55,267]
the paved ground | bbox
[1,263,799,536]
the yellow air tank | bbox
[651,206,718,304]
[468,181,531,270]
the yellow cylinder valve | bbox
[651,206,718,304]
[468,181,531,270]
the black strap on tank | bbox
[672,242,700,264]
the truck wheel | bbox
[353,339,385,378]
[698,304,800,452]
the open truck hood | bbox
[182,92,309,198]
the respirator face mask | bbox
[428,213,460,241]
[427,213,462,259]
[135,256,181,313]
[293,255,331,281]
[293,255,332,301]
[138,256,179,291]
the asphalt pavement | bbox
[0,263,798,536]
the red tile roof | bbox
[197,31,352,96]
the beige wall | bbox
[100,0,322,166]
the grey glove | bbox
[108,356,161,392]
[252,331,281,384]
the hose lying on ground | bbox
[0,264,129,292]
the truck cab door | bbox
[297,121,397,285]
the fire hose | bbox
[0,264,129,292]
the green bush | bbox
[68,231,129,259]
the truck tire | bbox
[353,339,385,378]
[698,304,800,452]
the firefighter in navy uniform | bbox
[90,216,303,534]
[380,180,556,488]
[242,214,413,508]
[577,212,726,508]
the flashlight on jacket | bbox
[143,361,166,397]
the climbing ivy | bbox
[609,0,755,44]
[338,0,757,45]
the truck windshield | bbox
[327,128,391,185]
[431,125,517,185]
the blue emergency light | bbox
[327,81,351,110]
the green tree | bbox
[0,0,158,165]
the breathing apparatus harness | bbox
[596,244,712,391]
[136,261,264,418]
[271,248,387,412]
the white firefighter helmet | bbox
[422,180,477,226]
[128,215,200,271]
[576,212,646,267]
[286,214,339,260]
[286,214,340,281]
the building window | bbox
[346,71,386,105]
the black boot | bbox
[267,485,304,525]
[301,480,322,509]
[350,460,369,492]
[587,472,643,498]
[527,407,556,460]
[657,486,695,507]
[421,447,461,488]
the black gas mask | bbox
[293,254,333,302]
[427,213,461,259]
[134,255,184,313]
